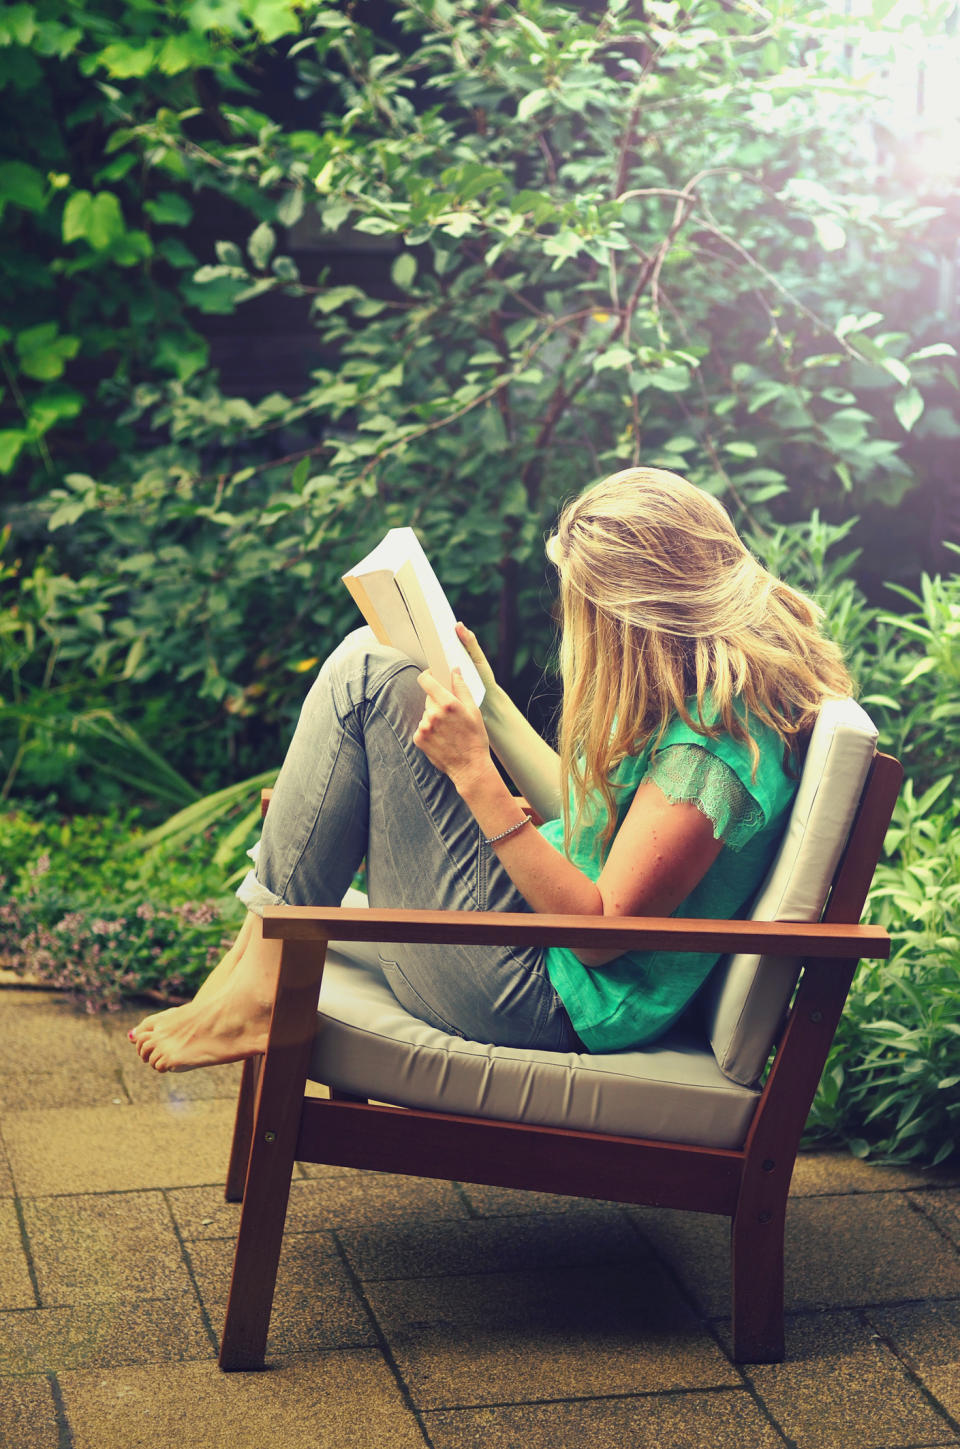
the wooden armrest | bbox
[261,905,890,960]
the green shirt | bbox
[539,709,799,1052]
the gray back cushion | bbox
[704,697,878,1086]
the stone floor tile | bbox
[423,1389,786,1449]
[21,1191,193,1306]
[58,1349,427,1449]
[0,1374,61,1449]
[745,1310,957,1449]
[0,992,118,1074]
[118,1059,243,1104]
[189,1233,375,1356]
[790,1151,959,1197]
[365,1260,737,1409]
[908,1189,960,1251]
[0,1066,129,1112]
[2,1100,236,1195]
[298,1159,389,1180]
[339,1206,643,1282]
[629,1193,960,1318]
[868,1300,960,1423]
[0,1198,36,1309]
[164,1183,243,1241]
[0,1138,13,1197]
[0,1298,211,1374]
[457,1182,616,1216]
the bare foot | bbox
[130,991,271,1072]
[129,915,281,1072]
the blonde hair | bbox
[547,467,854,851]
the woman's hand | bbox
[414,667,495,793]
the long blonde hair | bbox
[547,467,854,850]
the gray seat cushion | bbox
[310,919,759,1151]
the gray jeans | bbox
[236,629,578,1050]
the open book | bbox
[342,528,485,706]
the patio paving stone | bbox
[0,1373,61,1449]
[2,1099,237,1196]
[421,1388,787,1449]
[338,1205,643,1281]
[364,1260,738,1409]
[57,1350,429,1449]
[189,1232,377,1355]
[867,1300,960,1424]
[628,1192,960,1317]
[743,1310,958,1449]
[0,1198,36,1309]
[0,1298,211,1375]
[5,984,960,1447]
[21,1190,193,1306]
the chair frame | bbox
[217,751,901,1371]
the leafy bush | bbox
[0,806,244,1008]
[2,0,956,804]
[764,532,960,1165]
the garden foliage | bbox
[0,0,958,1161]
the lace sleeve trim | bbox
[645,743,765,853]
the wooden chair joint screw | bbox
[758,1210,772,1224]
[761,1159,776,1172]
[809,1009,823,1023]
[263,1131,276,1143]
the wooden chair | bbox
[217,700,901,1371]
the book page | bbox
[393,545,485,705]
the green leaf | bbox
[517,87,551,122]
[276,186,305,228]
[391,252,417,290]
[882,357,911,388]
[313,285,365,314]
[250,0,300,42]
[593,345,633,373]
[62,190,125,250]
[15,323,80,380]
[0,430,26,473]
[248,221,276,269]
[813,216,846,252]
[515,14,550,50]
[215,240,245,268]
[894,387,924,433]
[96,41,158,77]
[0,160,45,214]
[0,5,37,47]
[906,343,957,363]
[144,192,193,227]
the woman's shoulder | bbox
[656,698,796,818]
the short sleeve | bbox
[645,743,765,852]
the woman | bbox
[130,467,852,1072]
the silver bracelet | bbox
[484,815,531,846]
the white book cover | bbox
[342,527,485,706]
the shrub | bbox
[0,806,244,1009]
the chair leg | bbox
[730,1203,786,1363]
[224,1055,261,1203]
[219,938,325,1371]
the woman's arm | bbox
[415,669,722,965]
[457,623,563,823]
